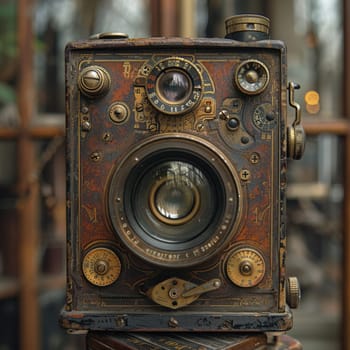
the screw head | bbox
[90,151,102,162]
[78,66,111,97]
[240,169,251,181]
[250,152,260,164]
[168,317,179,328]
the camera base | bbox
[86,332,302,350]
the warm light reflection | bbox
[305,90,320,114]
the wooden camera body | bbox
[61,15,304,333]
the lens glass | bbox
[154,178,195,220]
[157,70,192,104]
[124,152,224,249]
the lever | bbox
[287,82,305,160]
[146,277,222,309]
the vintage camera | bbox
[61,15,305,333]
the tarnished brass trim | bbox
[108,133,243,268]
[225,15,270,35]
[89,32,129,40]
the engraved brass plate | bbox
[82,247,121,287]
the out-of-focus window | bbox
[34,0,151,115]
[0,1,17,187]
[271,0,343,120]
[270,0,343,349]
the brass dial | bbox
[235,59,269,95]
[226,248,266,287]
[82,247,121,287]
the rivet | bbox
[241,136,250,144]
[116,316,126,328]
[168,317,179,328]
[227,117,240,130]
[81,120,91,131]
[81,106,89,114]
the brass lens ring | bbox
[108,134,243,267]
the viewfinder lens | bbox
[157,70,192,103]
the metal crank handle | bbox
[182,278,222,298]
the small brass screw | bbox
[81,120,91,131]
[219,109,230,120]
[168,317,179,328]
[240,169,251,181]
[136,103,143,112]
[116,317,126,328]
[90,152,102,162]
[102,133,112,142]
[197,123,204,131]
[250,152,260,164]
[149,124,158,132]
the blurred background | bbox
[0,0,349,349]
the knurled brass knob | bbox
[286,276,301,309]
[287,124,306,160]
[78,65,111,97]
[225,14,270,41]
[82,247,121,287]
[226,248,266,287]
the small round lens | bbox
[157,70,192,103]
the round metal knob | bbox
[78,65,111,98]
[286,276,301,309]
[225,14,270,41]
[287,124,306,160]
[226,248,266,288]
[82,247,121,287]
[90,32,129,40]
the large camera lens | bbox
[108,135,241,267]
[132,159,212,243]
[157,70,192,104]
